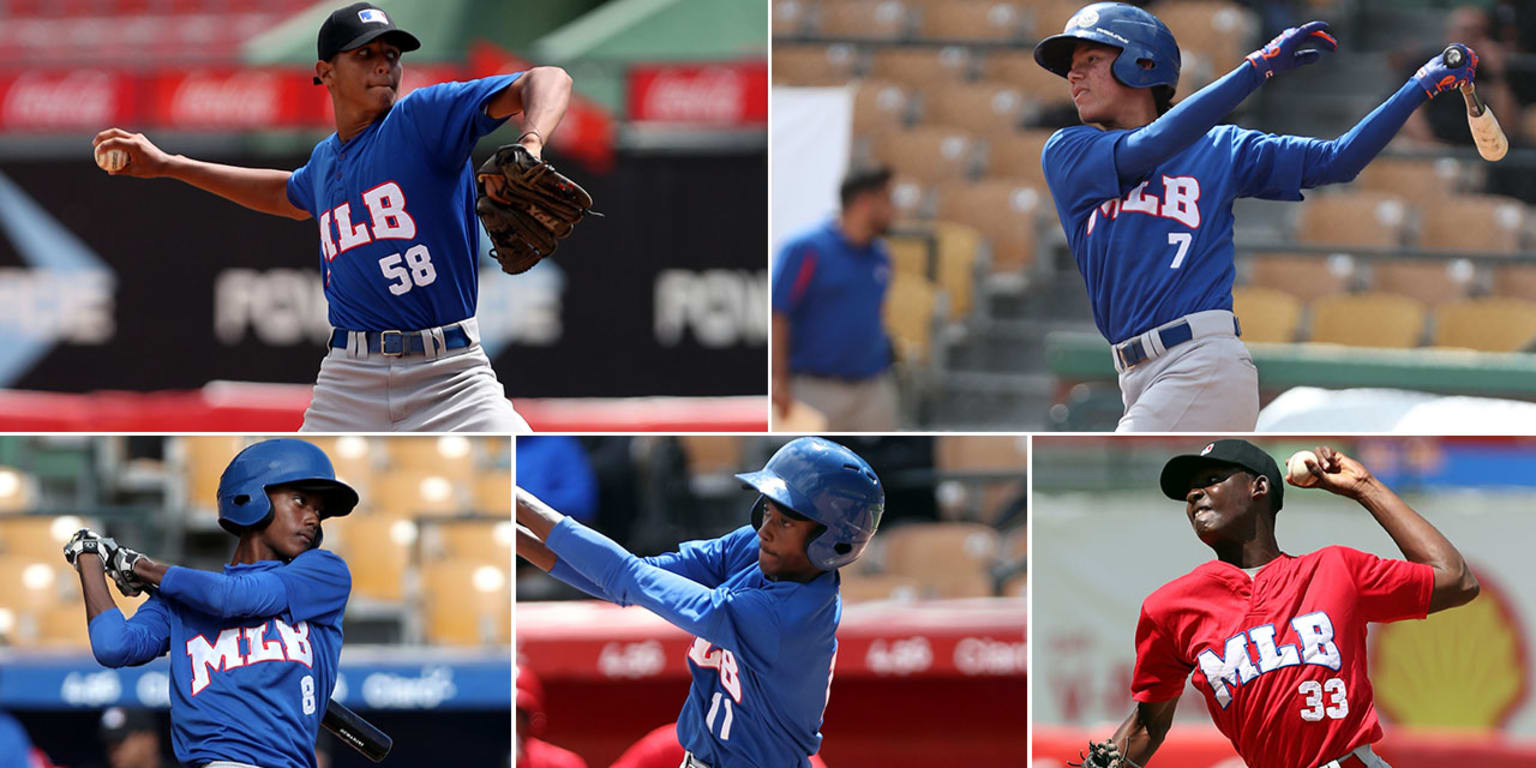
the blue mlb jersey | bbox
[547,523,839,768]
[771,219,892,379]
[1042,123,1323,343]
[287,74,520,332]
[88,549,350,768]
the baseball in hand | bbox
[94,147,128,172]
[1286,450,1319,487]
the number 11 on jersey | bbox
[1168,232,1192,269]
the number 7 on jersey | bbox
[1168,232,1192,269]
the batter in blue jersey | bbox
[517,437,885,768]
[66,439,358,768]
[1035,2,1480,431]
[92,2,576,432]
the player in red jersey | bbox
[1077,439,1479,768]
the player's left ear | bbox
[1250,473,1270,506]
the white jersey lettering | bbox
[244,623,287,664]
[186,628,245,695]
[274,619,315,667]
[362,182,417,241]
[332,203,372,252]
[1197,633,1259,708]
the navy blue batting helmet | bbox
[1034,2,1181,90]
[217,439,358,534]
[736,437,883,571]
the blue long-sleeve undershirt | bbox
[160,566,289,619]
[1117,64,1429,188]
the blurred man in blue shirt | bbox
[771,167,898,430]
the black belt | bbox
[329,326,471,357]
[1114,316,1241,370]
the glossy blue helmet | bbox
[217,439,358,534]
[735,437,883,571]
[1034,2,1181,91]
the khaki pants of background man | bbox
[791,372,898,431]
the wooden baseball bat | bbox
[323,699,393,762]
[1443,45,1507,162]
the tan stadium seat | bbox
[838,572,920,603]
[933,221,982,319]
[421,519,510,566]
[867,46,973,86]
[1246,253,1354,303]
[871,126,979,185]
[383,437,477,486]
[887,232,933,278]
[935,436,1027,521]
[1432,298,1536,352]
[179,436,247,510]
[915,1,1026,43]
[0,556,67,614]
[367,471,465,518]
[1370,260,1474,308]
[1296,193,1408,249]
[1491,265,1536,302]
[1233,286,1302,343]
[851,79,913,139]
[325,514,412,602]
[1354,157,1463,207]
[773,44,860,86]
[36,602,90,647]
[978,49,1071,102]
[935,179,1042,272]
[0,516,81,559]
[1157,2,1254,75]
[1022,0,1091,39]
[882,523,1000,598]
[1309,292,1427,348]
[819,0,911,40]
[421,561,509,646]
[883,272,940,364]
[471,469,510,515]
[920,79,1028,136]
[983,129,1054,186]
[773,0,813,36]
[1420,195,1526,254]
[680,436,745,474]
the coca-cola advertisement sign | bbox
[156,70,285,129]
[627,61,767,125]
[0,70,126,131]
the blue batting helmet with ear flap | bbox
[735,437,884,572]
[217,439,359,535]
[1034,2,1181,91]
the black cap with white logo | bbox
[1159,438,1284,511]
[313,2,421,84]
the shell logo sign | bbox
[1371,568,1529,728]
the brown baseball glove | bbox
[474,143,596,274]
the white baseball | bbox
[1286,450,1319,487]
[95,147,128,172]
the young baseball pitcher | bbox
[1071,439,1479,768]
[91,2,588,432]
[1035,2,1479,431]
[516,436,885,768]
[65,439,357,768]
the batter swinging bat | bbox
[1443,45,1508,161]
[323,699,393,762]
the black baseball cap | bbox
[1160,439,1284,512]
[99,706,158,743]
[313,3,422,84]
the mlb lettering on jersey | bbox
[316,182,418,260]
[185,618,315,695]
[1085,175,1202,235]
[1196,611,1341,707]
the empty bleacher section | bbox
[775,0,1536,429]
[0,435,511,650]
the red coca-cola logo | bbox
[2,70,118,129]
[643,68,746,123]
[169,72,281,128]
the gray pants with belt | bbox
[299,318,531,433]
